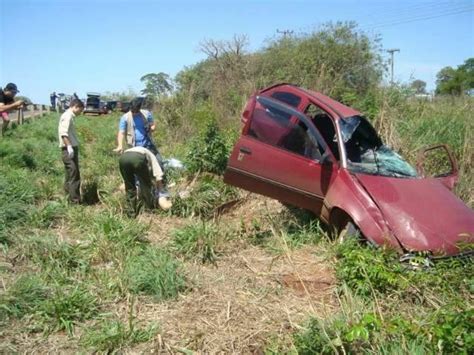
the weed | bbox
[334,237,473,303]
[171,221,222,263]
[334,238,405,298]
[28,201,65,228]
[171,174,238,218]
[39,284,99,334]
[0,274,49,322]
[16,233,90,278]
[81,318,158,352]
[294,309,474,354]
[124,247,186,300]
[243,218,273,246]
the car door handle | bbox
[240,147,252,155]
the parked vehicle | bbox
[106,100,118,112]
[84,92,102,115]
[224,83,474,258]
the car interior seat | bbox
[312,113,340,160]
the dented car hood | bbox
[355,174,474,256]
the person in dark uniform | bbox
[50,92,58,111]
[119,146,172,217]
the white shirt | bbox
[124,146,164,181]
[58,109,79,147]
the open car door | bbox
[224,96,338,215]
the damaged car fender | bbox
[322,169,403,251]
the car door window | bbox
[305,103,339,160]
[249,96,326,161]
[271,91,302,107]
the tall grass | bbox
[373,93,473,206]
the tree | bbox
[410,79,427,94]
[435,58,474,95]
[140,72,173,99]
[102,88,138,101]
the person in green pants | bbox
[119,146,172,217]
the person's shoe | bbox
[158,197,172,210]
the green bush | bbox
[334,238,473,303]
[294,309,474,354]
[185,120,229,175]
[334,238,406,297]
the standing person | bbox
[113,97,169,194]
[0,83,24,135]
[113,97,163,163]
[50,91,58,111]
[58,99,84,203]
[119,146,172,217]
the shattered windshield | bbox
[342,116,418,178]
[340,116,361,143]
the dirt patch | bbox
[216,192,285,228]
[131,245,337,353]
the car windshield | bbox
[342,116,418,178]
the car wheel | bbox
[338,221,359,244]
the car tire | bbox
[338,221,359,244]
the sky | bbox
[1,0,473,104]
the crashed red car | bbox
[224,84,474,258]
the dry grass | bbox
[1,195,338,353]
[132,245,336,353]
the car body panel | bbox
[354,174,474,255]
[225,83,474,257]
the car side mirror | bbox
[320,151,333,165]
[417,144,458,189]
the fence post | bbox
[18,108,24,125]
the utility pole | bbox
[277,29,294,38]
[387,48,400,85]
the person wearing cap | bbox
[118,146,172,217]
[58,99,85,204]
[0,83,24,135]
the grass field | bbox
[0,103,472,353]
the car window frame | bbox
[246,96,333,163]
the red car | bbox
[224,84,474,258]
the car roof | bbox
[259,83,361,118]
